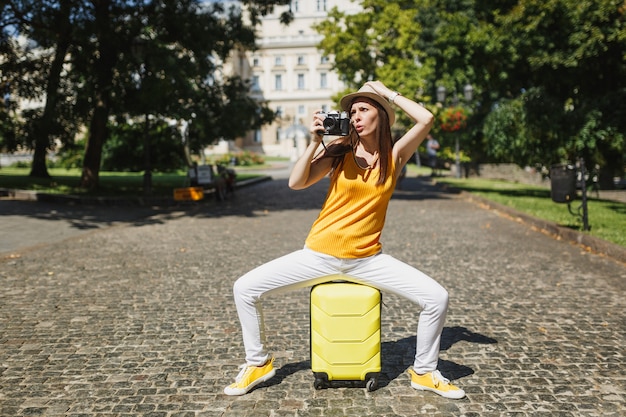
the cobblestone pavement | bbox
[1,175,625,417]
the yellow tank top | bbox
[305,153,397,258]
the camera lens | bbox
[323,117,336,129]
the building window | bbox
[297,55,306,66]
[297,74,305,90]
[316,0,327,12]
[254,129,262,143]
[275,74,283,90]
[274,55,283,66]
[298,105,305,116]
[253,57,260,67]
[320,72,327,88]
[320,55,330,65]
[292,0,299,13]
[251,75,260,91]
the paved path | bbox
[1,175,625,416]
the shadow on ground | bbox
[257,325,496,392]
[1,176,455,230]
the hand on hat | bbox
[364,81,394,101]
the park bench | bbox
[174,164,235,202]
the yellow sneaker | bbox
[408,369,465,399]
[224,357,276,396]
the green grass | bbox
[435,177,626,248]
[0,167,258,197]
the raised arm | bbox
[365,81,434,177]
[288,112,335,190]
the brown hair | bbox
[316,99,393,185]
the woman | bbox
[224,81,465,399]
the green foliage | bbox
[315,0,484,156]
[439,146,471,164]
[54,120,189,173]
[54,139,85,170]
[488,0,626,176]
[315,0,432,120]
[4,0,625,186]
[209,151,265,167]
[102,120,186,173]
[8,160,31,169]
[315,0,626,184]
[483,97,535,165]
[1,0,289,186]
[0,107,20,152]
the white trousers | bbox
[232,247,449,374]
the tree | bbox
[75,0,290,188]
[490,0,626,186]
[0,32,21,153]
[315,0,432,125]
[0,0,291,187]
[316,0,484,160]
[316,0,625,185]
[0,0,83,178]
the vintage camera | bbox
[319,111,350,136]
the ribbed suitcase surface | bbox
[310,281,381,389]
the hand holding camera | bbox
[314,110,350,137]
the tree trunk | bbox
[80,0,116,189]
[80,105,109,189]
[28,1,72,179]
[29,135,51,178]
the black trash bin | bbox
[550,164,576,203]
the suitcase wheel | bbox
[313,373,328,390]
[366,376,378,392]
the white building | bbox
[210,0,361,159]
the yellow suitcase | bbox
[310,281,381,391]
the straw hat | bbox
[339,84,396,126]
